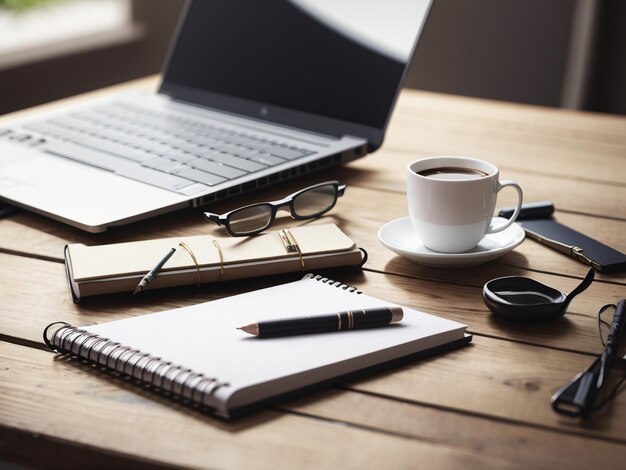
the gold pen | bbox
[522,229,600,271]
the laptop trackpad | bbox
[0,155,188,230]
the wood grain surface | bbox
[0,252,622,356]
[1,76,625,469]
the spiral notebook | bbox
[44,274,470,418]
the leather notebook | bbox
[64,224,365,301]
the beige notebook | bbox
[65,224,364,301]
[45,274,470,418]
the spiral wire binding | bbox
[43,322,228,407]
[303,273,362,294]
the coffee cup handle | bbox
[488,180,523,234]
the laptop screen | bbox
[162,0,431,141]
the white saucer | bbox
[377,217,525,267]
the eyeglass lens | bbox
[226,183,339,235]
[597,305,626,360]
[229,204,273,235]
[293,184,337,217]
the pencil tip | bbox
[133,286,142,295]
[237,324,259,336]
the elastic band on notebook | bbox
[359,247,368,267]
[279,230,296,253]
[178,242,201,286]
[212,239,224,284]
[285,229,305,272]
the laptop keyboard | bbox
[1,101,316,195]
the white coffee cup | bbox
[407,156,523,253]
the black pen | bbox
[237,307,403,338]
[499,201,555,220]
[133,247,177,295]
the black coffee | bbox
[417,167,489,180]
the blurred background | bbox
[0,0,624,116]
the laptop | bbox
[0,0,432,232]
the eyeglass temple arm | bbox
[338,184,346,196]
[203,212,224,226]
[551,355,604,417]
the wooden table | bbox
[1,77,625,469]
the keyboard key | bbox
[25,122,84,141]
[189,146,222,159]
[229,146,265,159]
[168,164,195,175]
[208,142,240,154]
[30,138,47,147]
[161,150,199,164]
[135,139,178,154]
[142,157,183,172]
[177,182,209,196]
[53,116,101,133]
[175,141,203,152]
[263,145,307,160]
[176,168,226,186]
[194,136,223,148]
[79,137,154,162]
[191,160,246,179]
[12,133,32,142]
[43,141,123,172]
[116,165,197,192]
[249,153,286,166]
[220,133,262,147]
[197,151,267,172]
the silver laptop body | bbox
[0,0,432,232]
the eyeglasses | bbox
[551,299,626,417]
[204,181,346,236]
